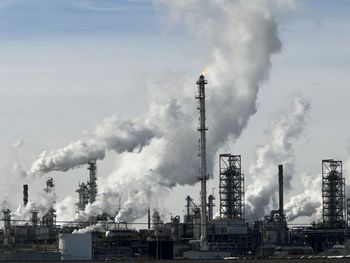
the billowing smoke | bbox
[246,97,310,219]
[25,0,298,222]
[112,0,289,222]
[11,190,56,225]
[284,172,321,221]
[28,116,156,176]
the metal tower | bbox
[322,159,345,228]
[76,182,89,211]
[196,74,208,250]
[42,178,56,227]
[219,154,244,220]
[88,160,97,204]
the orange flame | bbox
[201,67,209,76]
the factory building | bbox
[1,75,350,260]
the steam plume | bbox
[25,0,298,222]
[28,116,156,176]
[284,173,321,221]
[246,97,310,219]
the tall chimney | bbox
[278,165,283,220]
[23,184,28,206]
[148,207,151,230]
[196,74,208,250]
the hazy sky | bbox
[0,0,349,222]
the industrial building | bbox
[1,75,350,260]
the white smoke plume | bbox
[73,221,106,234]
[12,201,36,225]
[110,0,293,222]
[25,0,298,222]
[28,116,156,176]
[11,190,56,225]
[246,97,310,219]
[284,172,321,221]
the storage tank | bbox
[59,233,92,260]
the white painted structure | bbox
[59,233,92,260]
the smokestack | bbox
[196,74,208,250]
[278,164,283,220]
[208,195,215,221]
[23,184,28,206]
[148,207,151,230]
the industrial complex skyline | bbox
[0,1,350,260]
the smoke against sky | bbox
[0,0,349,225]
[246,97,310,219]
[24,0,301,222]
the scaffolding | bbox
[219,154,244,221]
[322,159,345,228]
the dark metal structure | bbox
[23,185,28,207]
[219,154,244,220]
[195,74,209,250]
[322,159,345,228]
[76,182,89,211]
[208,195,215,221]
[278,165,284,222]
[263,165,288,245]
[88,160,97,204]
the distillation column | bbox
[88,160,97,204]
[196,74,208,250]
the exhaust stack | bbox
[278,164,283,220]
[196,74,209,250]
[23,184,28,206]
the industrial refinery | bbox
[0,75,350,261]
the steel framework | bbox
[322,159,345,228]
[219,154,244,220]
[88,160,97,204]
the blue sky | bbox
[0,0,349,39]
[0,0,158,38]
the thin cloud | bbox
[73,0,125,12]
